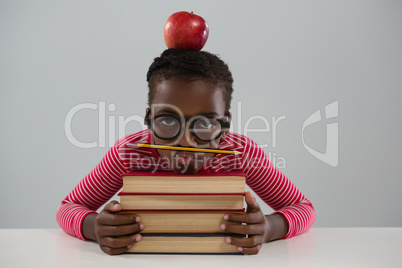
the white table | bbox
[1,228,401,268]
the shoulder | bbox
[112,129,158,166]
[221,132,257,152]
[222,132,266,161]
[201,132,260,172]
[114,129,150,149]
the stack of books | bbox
[118,170,246,254]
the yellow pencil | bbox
[136,143,242,155]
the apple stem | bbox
[191,11,193,14]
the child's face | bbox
[146,78,230,174]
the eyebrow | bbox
[155,108,219,117]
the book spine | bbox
[125,252,244,255]
[140,233,246,238]
[118,192,246,196]
[120,209,245,212]
[122,171,246,177]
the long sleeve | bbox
[56,144,127,240]
[240,136,316,238]
[57,129,315,240]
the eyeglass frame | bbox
[144,111,231,142]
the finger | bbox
[237,244,262,255]
[100,234,142,249]
[245,192,261,213]
[103,201,123,213]
[97,211,139,226]
[225,235,264,248]
[221,222,265,235]
[224,211,265,224]
[100,223,144,237]
[100,245,128,255]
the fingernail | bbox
[127,244,132,249]
[223,215,229,221]
[136,235,142,242]
[220,224,226,231]
[136,216,141,222]
[140,224,144,230]
[237,247,243,252]
[225,237,231,244]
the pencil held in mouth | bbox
[136,143,242,155]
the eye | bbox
[201,121,212,128]
[161,118,177,126]
[197,120,218,129]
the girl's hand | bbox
[94,201,144,255]
[220,192,269,255]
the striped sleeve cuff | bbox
[275,200,316,239]
[56,202,98,241]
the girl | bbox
[57,48,315,255]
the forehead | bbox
[151,78,226,117]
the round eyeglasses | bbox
[144,113,230,142]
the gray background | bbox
[1,0,401,228]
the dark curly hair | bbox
[146,48,234,112]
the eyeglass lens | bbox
[152,116,223,141]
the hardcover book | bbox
[119,170,246,254]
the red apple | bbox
[164,11,209,51]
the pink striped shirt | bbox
[57,129,315,240]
